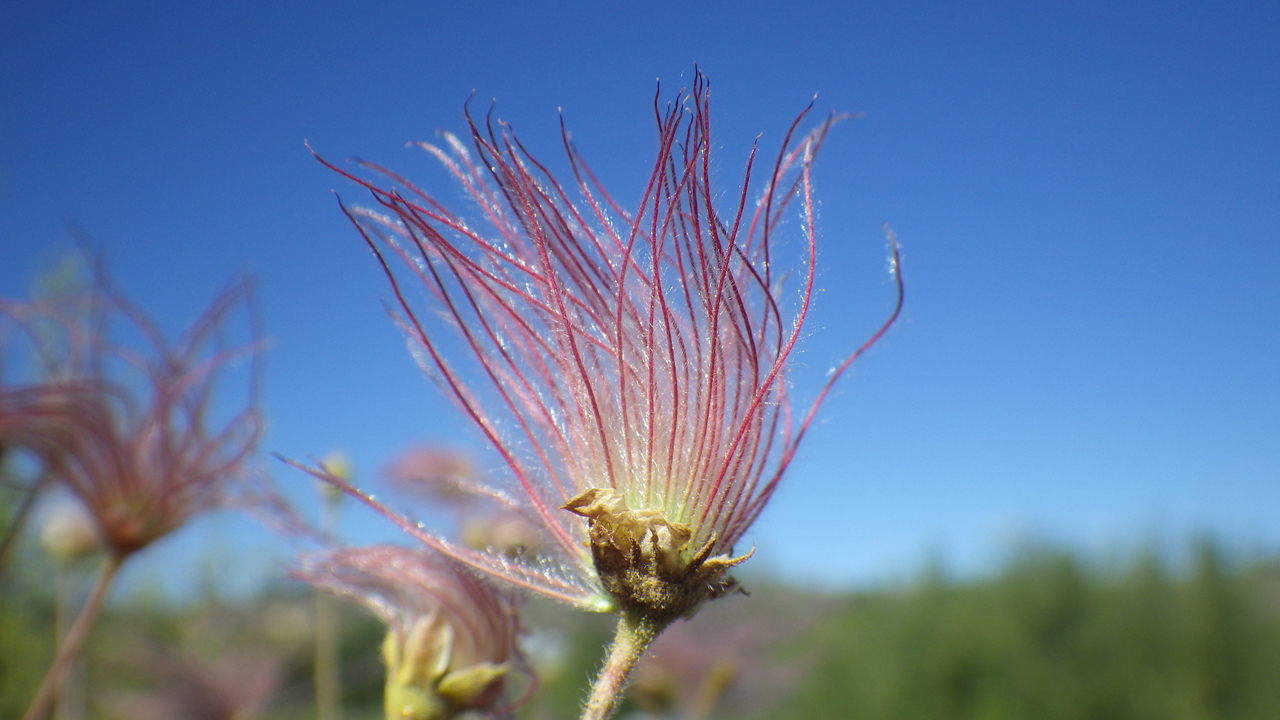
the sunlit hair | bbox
[309,70,902,613]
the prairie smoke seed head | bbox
[1,269,261,559]
[314,69,903,623]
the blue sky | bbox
[2,1,1277,595]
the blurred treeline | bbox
[6,471,1280,720]
[781,544,1280,720]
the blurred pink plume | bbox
[0,265,262,557]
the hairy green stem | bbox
[580,613,665,720]
[22,551,124,720]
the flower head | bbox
[384,444,544,557]
[295,545,529,720]
[385,445,483,505]
[0,268,261,557]
[313,70,901,619]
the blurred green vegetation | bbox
[0,547,55,718]
[1,479,54,719]
[777,544,1280,720]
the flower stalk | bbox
[582,612,664,720]
[21,551,123,720]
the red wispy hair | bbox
[310,70,902,610]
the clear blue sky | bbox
[2,1,1277,595]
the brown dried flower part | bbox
[563,488,750,623]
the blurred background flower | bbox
[295,544,531,720]
[0,253,262,720]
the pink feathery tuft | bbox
[312,69,902,610]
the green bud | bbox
[383,630,447,720]
[437,662,509,709]
[320,451,352,504]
